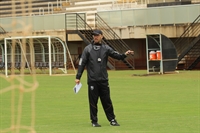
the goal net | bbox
[0,0,76,133]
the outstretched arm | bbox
[108,46,134,60]
[125,50,134,56]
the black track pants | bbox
[88,81,115,123]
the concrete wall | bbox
[98,4,200,27]
[112,25,187,39]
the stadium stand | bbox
[0,0,64,17]
[0,0,198,18]
[0,0,146,27]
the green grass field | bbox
[0,70,199,133]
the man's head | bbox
[92,29,103,44]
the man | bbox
[75,29,134,127]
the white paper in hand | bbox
[73,83,82,94]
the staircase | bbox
[94,13,134,70]
[66,13,134,70]
[174,14,200,70]
[0,25,7,34]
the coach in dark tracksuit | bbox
[75,29,134,127]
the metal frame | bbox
[146,33,163,74]
[3,36,67,76]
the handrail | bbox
[0,25,7,34]
[39,8,44,15]
[95,13,134,69]
[174,14,200,69]
[174,14,200,56]
[174,14,200,44]
[57,0,62,8]
[95,13,131,50]
[66,13,134,69]
[29,13,35,16]
[48,2,53,14]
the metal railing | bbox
[174,14,200,69]
[95,13,134,69]
[65,13,134,69]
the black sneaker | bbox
[92,122,101,127]
[110,119,120,126]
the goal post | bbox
[3,35,76,76]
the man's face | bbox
[93,34,103,43]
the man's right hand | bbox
[125,50,134,55]
[75,79,80,84]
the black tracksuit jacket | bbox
[76,43,127,83]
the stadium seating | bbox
[0,0,143,27]
[0,0,198,18]
[0,0,63,17]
